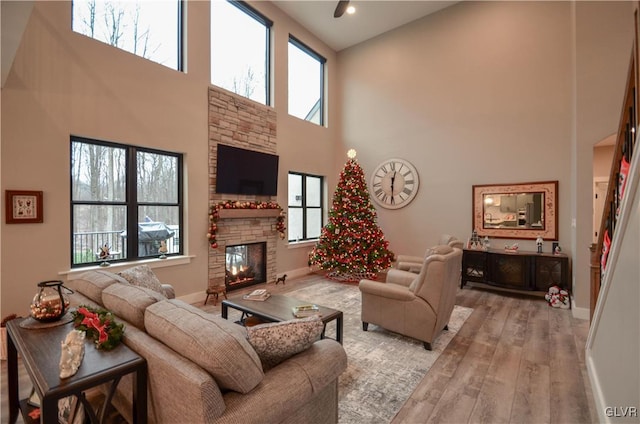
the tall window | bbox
[72,0,183,71]
[288,36,325,125]
[288,172,323,242]
[71,137,183,267]
[211,1,272,105]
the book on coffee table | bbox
[243,289,271,301]
[292,304,320,318]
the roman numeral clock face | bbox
[370,158,420,209]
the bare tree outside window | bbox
[232,67,257,100]
[211,1,271,105]
[71,138,182,266]
[72,0,180,70]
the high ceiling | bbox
[1,1,460,87]
[272,1,459,52]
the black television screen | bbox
[215,144,279,196]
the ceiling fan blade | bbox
[334,0,350,18]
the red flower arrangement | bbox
[207,201,286,248]
[71,306,124,350]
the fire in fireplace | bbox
[225,242,266,291]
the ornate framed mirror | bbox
[472,181,558,240]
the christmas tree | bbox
[309,151,395,281]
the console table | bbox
[6,318,147,424]
[461,248,570,292]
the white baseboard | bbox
[177,267,313,304]
[571,297,590,320]
[268,267,312,281]
[586,353,608,423]
[177,291,206,305]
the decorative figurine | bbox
[469,229,482,249]
[504,243,519,253]
[99,244,110,258]
[98,244,111,267]
[536,236,544,253]
[59,330,85,379]
[158,240,168,259]
[482,236,490,251]
[545,285,570,309]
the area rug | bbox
[283,280,473,424]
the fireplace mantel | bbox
[217,208,282,219]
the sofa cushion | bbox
[145,299,264,393]
[118,265,169,297]
[102,283,166,330]
[246,316,324,369]
[67,270,130,304]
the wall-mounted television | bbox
[215,144,279,196]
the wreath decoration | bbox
[71,306,125,350]
[207,201,286,248]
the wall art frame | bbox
[5,190,43,224]
[472,181,558,240]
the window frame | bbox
[70,135,184,267]
[288,35,326,125]
[288,171,324,242]
[71,0,185,72]
[211,0,273,105]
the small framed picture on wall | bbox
[5,190,43,224]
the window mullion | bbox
[301,175,308,240]
[126,148,138,260]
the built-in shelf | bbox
[217,208,282,219]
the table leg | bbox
[221,303,228,320]
[336,314,343,344]
[42,395,58,423]
[7,331,18,424]
[133,363,148,424]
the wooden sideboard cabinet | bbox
[461,248,570,292]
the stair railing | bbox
[590,49,637,321]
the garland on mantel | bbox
[207,201,286,248]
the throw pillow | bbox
[67,270,130,304]
[246,316,324,369]
[118,265,167,297]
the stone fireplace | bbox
[207,209,279,290]
[225,242,266,291]
[207,85,279,291]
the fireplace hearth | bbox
[225,242,266,291]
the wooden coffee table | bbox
[221,294,343,344]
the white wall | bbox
[0,0,338,316]
[573,0,632,313]
[338,1,573,275]
[1,1,634,316]
[594,144,615,180]
[337,1,632,312]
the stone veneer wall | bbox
[208,86,279,288]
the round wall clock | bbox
[370,158,420,209]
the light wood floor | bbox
[1,273,597,423]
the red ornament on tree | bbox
[308,151,394,281]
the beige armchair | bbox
[396,234,464,273]
[359,245,462,350]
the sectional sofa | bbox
[66,267,347,423]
